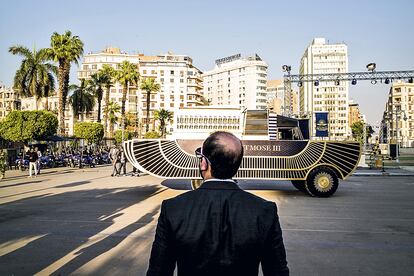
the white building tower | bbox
[299,38,350,140]
[202,54,268,110]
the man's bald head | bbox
[202,131,244,179]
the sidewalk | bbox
[353,167,414,176]
[0,164,113,182]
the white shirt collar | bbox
[203,178,236,183]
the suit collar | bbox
[199,180,240,190]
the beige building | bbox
[202,54,268,110]
[0,84,21,120]
[348,100,361,128]
[300,38,350,140]
[266,80,299,115]
[78,47,204,135]
[383,81,414,147]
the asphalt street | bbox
[0,166,413,275]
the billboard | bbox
[315,112,329,137]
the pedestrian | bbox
[36,147,42,174]
[118,148,127,176]
[147,131,289,276]
[0,149,7,180]
[131,166,140,177]
[28,148,38,178]
[109,145,120,177]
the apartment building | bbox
[299,38,350,140]
[382,81,414,147]
[202,54,268,110]
[0,84,21,120]
[78,47,204,134]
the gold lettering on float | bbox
[243,144,281,152]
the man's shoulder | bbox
[163,186,275,211]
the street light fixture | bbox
[366,63,376,72]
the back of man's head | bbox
[202,131,243,179]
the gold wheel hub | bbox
[317,175,331,189]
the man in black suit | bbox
[147,131,289,276]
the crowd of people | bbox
[0,144,140,179]
[109,145,140,177]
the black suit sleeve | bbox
[147,201,176,276]
[261,202,289,276]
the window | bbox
[83,65,89,70]
[170,70,174,75]
[170,78,174,83]
[92,64,97,70]
[160,78,164,83]
[160,70,164,76]
[180,79,184,83]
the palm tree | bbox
[9,45,56,110]
[140,78,160,133]
[48,30,84,135]
[98,64,115,137]
[154,109,173,138]
[107,101,121,137]
[68,79,95,121]
[89,73,105,122]
[115,61,139,136]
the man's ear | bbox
[200,158,208,171]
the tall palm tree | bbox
[9,45,56,110]
[48,30,84,135]
[68,79,95,121]
[98,64,115,137]
[115,61,139,136]
[154,109,173,138]
[89,73,105,122]
[107,101,121,138]
[140,78,160,133]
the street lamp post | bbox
[386,108,407,163]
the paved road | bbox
[0,167,413,275]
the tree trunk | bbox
[57,63,66,135]
[121,83,128,133]
[109,120,114,138]
[146,91,150,133]
[63,62,71,112]
[97,88,102,123]
[44,96,49,111]
[103,85,110,137]
[160,120,165,138]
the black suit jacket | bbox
[147,180,289,276]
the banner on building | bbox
[315,112,329,137]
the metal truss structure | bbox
[283,70,414,116]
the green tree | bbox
[114,130,134,144]
[99,64,115,137]
[144,131,161,139]
[351,121,364,142]
[9,45,56,110]
[125,112,139,135]
[68,79,95,121]
[154,109,173,138]
[140,78,160,133]
[73,122,104,144]
[89,73,105,122]
[0,110,58,144]
[351,121,376,144]
[115,61,139,137]
[48,30,84,135]
[107,101,120,138]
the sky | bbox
[1,0,413,125]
